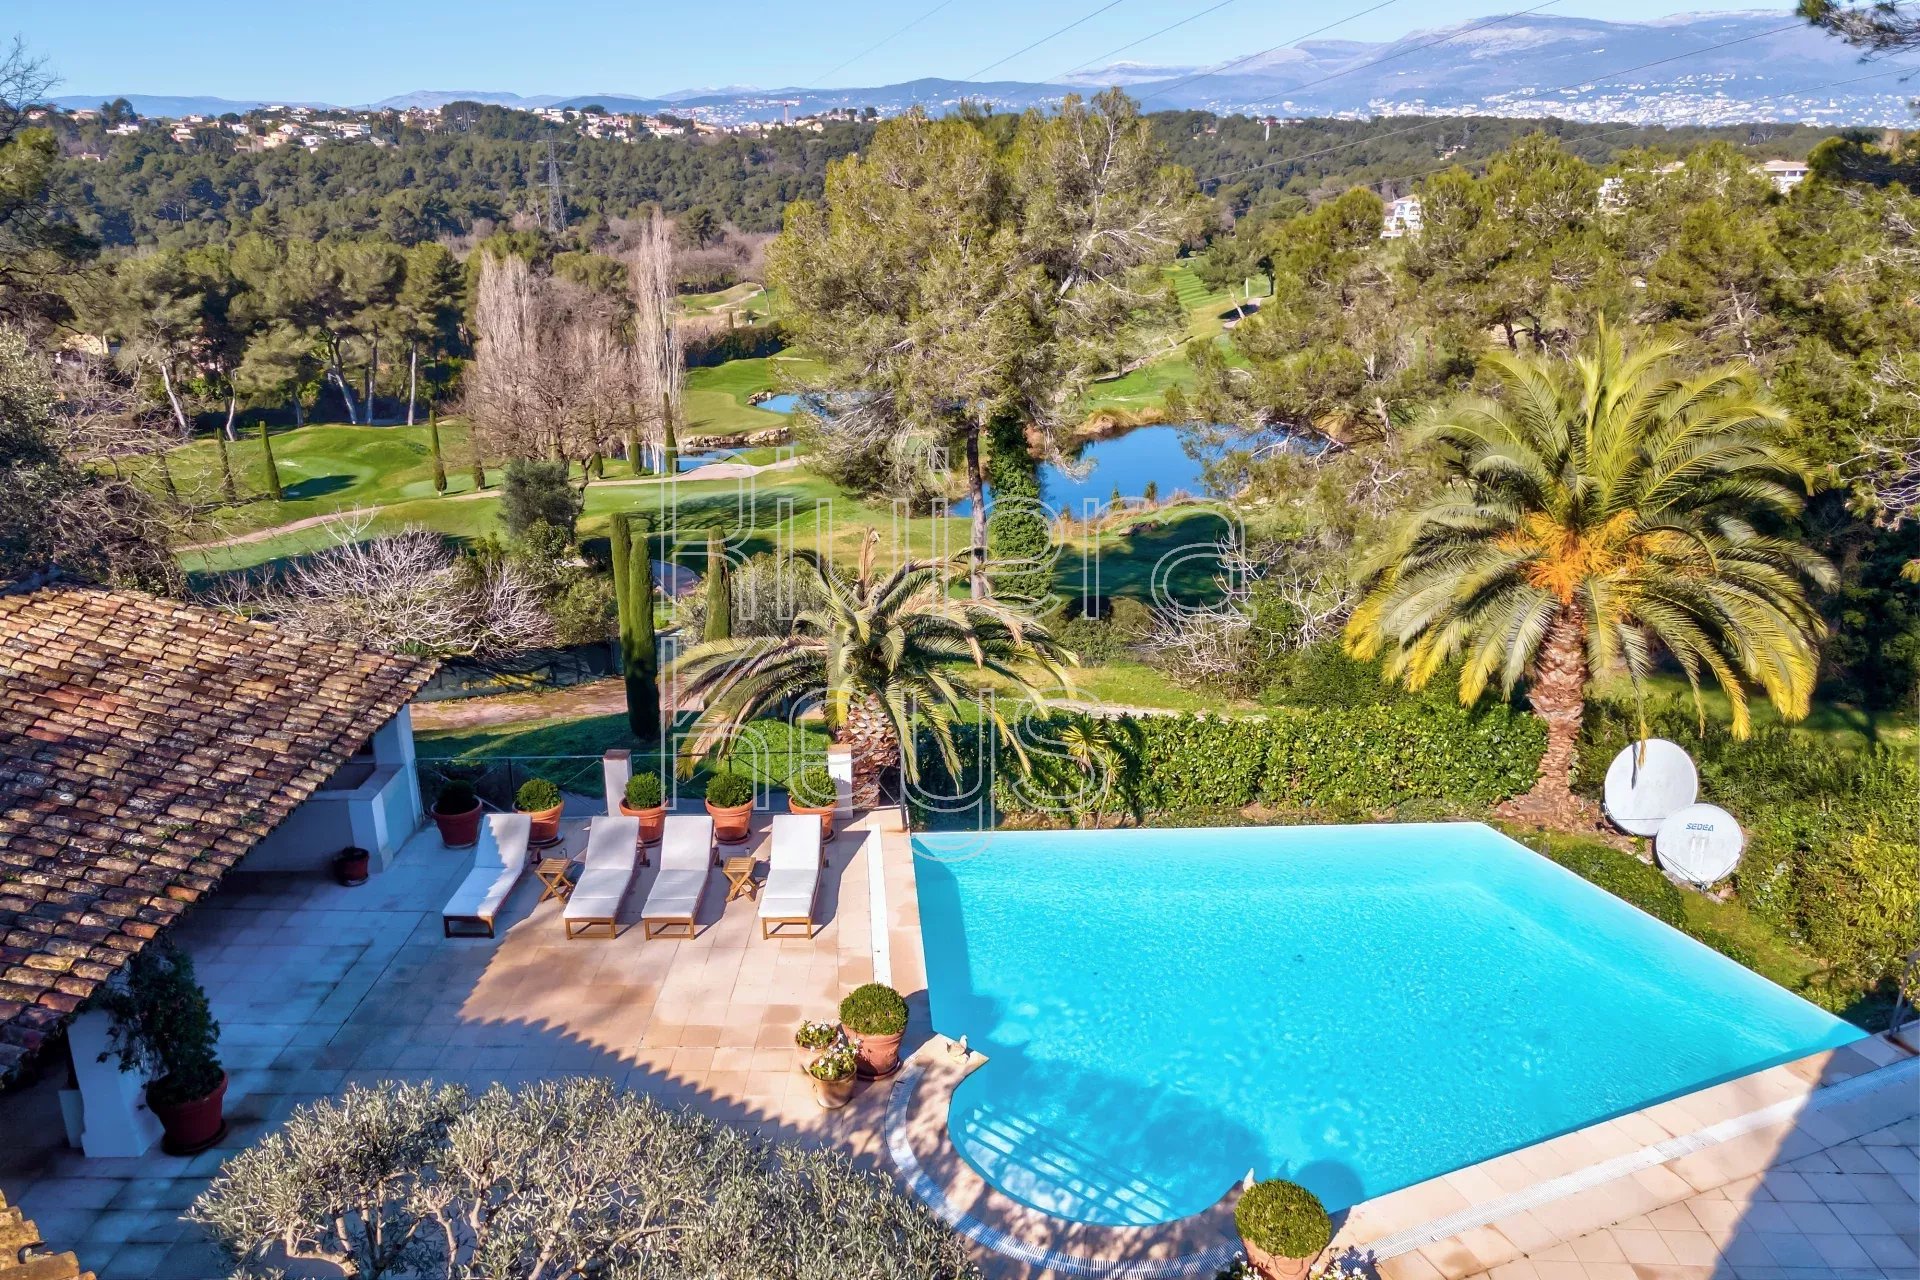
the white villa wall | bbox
[242,706,424,875]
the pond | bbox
[951,423,1301,517]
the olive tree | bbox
[191,1078,978,1280]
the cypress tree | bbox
[703,530,732,642]
[259,420,282,500]
[213,429,238,503]
[985,415,1052,605]
[660,393,678,474]
[611,512,661,742]
[429,403,447,494]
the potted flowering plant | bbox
[786,765,837,840]
[619,770,668,851]
[839,982,908,1079]
[703,769,754,844]
[794,1018,839,1071]
[515,777,565,847]
[432,779,484,848]
[1233,1179,1331,1280]
[93,941,228,1155]
[806,1033,860,1109]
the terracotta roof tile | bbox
[0,584,436,1077]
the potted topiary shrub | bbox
[704,769,754,844]
[839,982,909,1078]
[794,1018,839,1072]
[432,779,483,848]
[786,765,837,841]
[619,770,668,851]
[515,776,564,848]
[1234,1179,1332,1280]
[93,940,228,1155]
[333,845,371,886]
[806,1033,860,1109]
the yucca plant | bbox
[1346,324,1832,818]
[671,530,1074,807]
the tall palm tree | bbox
[1346,325,1833,818]
[671,530,1075,808]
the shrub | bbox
[500,459,582,541]
[434,779,477,815]
[839,983,908,1037]
[1686,925,1760,971]
[189,1078,977,1280]
[704,770,754,808]
[1535,836,1687,928]
[788,765,836,808]
[1235,1179,1331,1260]
[624,771,664,810]
[515,777,562,812]
[1790,828,1920,989]
[92,940,223,1108]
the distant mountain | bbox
[49,93,316,116]
[367,89,568,111]
[57,10,1913,129]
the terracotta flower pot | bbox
[519,801,564,848]
[810,1074,856,1110]
[707,799,753,845]
[619,801,667,854]
[787,798,835,841]
[846,1027,903,1079]
[334,846,370,886]
[433,800,483,849]
[151,1072,228,1156]
[1241,1240,1314,1280]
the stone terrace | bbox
[0,809,915,1280]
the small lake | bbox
[952,424,1303,517]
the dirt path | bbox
[181,455,809,553]
[410,678,633,733]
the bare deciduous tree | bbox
[207,520,553,658]
[628,210,682,469]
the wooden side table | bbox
[722,855,759,902]
[535,857,576,903]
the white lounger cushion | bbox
[759,814,820,922]
[642,816,714,925]
[565,815,641,922]
[443,813,531,924]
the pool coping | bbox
[879,826,1919,1279]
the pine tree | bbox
[259,420,282,500]
[611,512,661,742]
[703,530,732,642]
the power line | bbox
[813,0,961,87]
[1136,0,1410,104]
[968,0,1132,81]
[1053,0,1244,82]
[1199,17,1843,187]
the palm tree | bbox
[671,530,1075,808]
[1345,325,1832,819]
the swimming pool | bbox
[914,823,1863,1227]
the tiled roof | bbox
[0,584,436,1079]
[0,1191,93,1280]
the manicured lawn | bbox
[415,711,830,792]
[681,354,827,437]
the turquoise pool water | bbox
[914,823,1863,1227]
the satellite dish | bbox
[1655,803,1745,886]
[1603,739,1698,836]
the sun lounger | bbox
[641,815,715,939]
[759,813,822,939]
[563,815,642,939]
[442,813,532,938]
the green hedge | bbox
[1535,836,1687,928]
[968,702,1544,821]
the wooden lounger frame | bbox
[564,915,619,940]
[759,914,816,940]
[643,915,697,940]
[443,914,496,939]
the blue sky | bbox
[18,0,1768,104]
